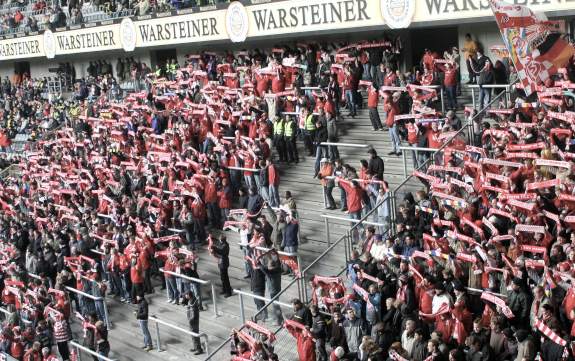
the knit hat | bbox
[334,346,345,358]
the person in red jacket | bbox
[367,84,383,131]
[218,178,232,222]
[385,92,402,156]
[336,177,364,243]
[287,321,316,361]
[130,255,144,302]
[406,119,421,169]
[164,253,180,304]
[438,61,459,110]
[267,159,281,208]
[23,341,42,361]
[204,177,220,228]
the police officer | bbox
[284,116,298,164]
[303,108,316,156]
[272,116,286,162]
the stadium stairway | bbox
[98,88,475,361]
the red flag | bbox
[490,0,574,96]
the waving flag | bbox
[489,0,574,96]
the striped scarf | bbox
[534,318,567,346]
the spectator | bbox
[135,296,153,351]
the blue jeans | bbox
[345,90,356,114]
[139,320,153,347]
[410,143,421,169]
[314,146,327,176]
[269,184,280,208]
[95,300,106,324]
[244,175,255,191]
[166,277,179,302]
[479,86,491,109]
[260,185,270,204]
[349,211,362,243]
[388,125,401,153]
[445,85,457,110]
[329,145,340,161]
[340,186,347,210]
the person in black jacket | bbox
[258,160,270,205]
[210,235,232,297]
[290,299,312,328]
[260,249,283,326]
[314,120,329,178]
[310,304,328,361]
[135,296,153,351]
[251,267,267,322]
[367,148,385,181]
[184,291,203,355]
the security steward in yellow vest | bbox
[272,116,287,162]
[303,109,316,156]
[284,116,298,164]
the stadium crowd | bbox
[0,30,573,361]
[0,0,232,36]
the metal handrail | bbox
[69,340,117,361]
[148,315,210,355]
[466,84,513,89]
[233,289,294,324]
[204,276,300,360]
[65,286,111,330]
[226,166,260,172]
[0,306,32,325]
[319,142,369,148]
[159,268,219,318]
[320,214,387,227]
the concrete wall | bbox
[457,22,502,81]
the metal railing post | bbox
[301,269,309,304]
[203,335,210,356]
[343,233,349,262]
[402,150,407,179]
[154,321,162,352]
[210,282,219,318]
[296,271,303,301]
[238,293,246,324]
[325,217,331,246]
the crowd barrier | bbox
[233,289,293,325]
[69,340,117,361]
[159,268,220,318]
[204,276,301,360]
[149,315,210,354]
[467,83,513,110]
[27,271,112,330]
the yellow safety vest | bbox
[284,120,294,137]
[273,120,284,135]
[305,114,315,131]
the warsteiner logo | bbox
[226,1,249,43]
[120,18,136,52]
[380,0,415,29]
[43,29,56,59]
